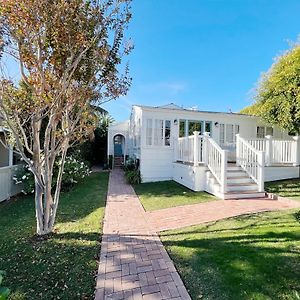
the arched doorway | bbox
[113,134,125,168]
[113,134,125,157]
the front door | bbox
[114,135,123,156]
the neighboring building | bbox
[108,103,300,199]
[0,121,22,202]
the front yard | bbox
[161,209,300,300]
[0,172,109,300]
[134,180,217,211]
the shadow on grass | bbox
[0,172,109,300]
[265,178,300,199]
[161,212,300,300]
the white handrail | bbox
[205,135,227,193]
[176,133,204,164]
[236,135,264,192]
[244,136,297,165]
[245,138,266,152]
[272,139,297,164]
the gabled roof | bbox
[157,103,182,109]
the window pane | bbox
[146,119,152,146]
[226,124,234,143]
[219,124,225,144]
[256,126,265,138]
[188,121,201,135]
[154,119,163,146]
[179,120,185,137]
[266,127,273,136]
[165,120,171,146]
[234,125,240,142]
[205,121,211,134]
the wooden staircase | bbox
[206,163,265,200]
[113,156,124,168]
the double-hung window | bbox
[219,123,239,145]
[146,119,171,147]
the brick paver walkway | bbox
[95,169,300,299]
[95,169,191,300]
[146,197,300,232]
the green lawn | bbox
[161,209,300,300]
[265,178,300,200]
[134,180,217,211]
[0,172,109,300]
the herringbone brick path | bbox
[95,169,191,300]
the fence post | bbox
[265,135,272,166]
[221,150,228,193]
[236,134,240,166]
[258,151,265,192]
[193,131,200,166]
[292,136,300,166]
[203,132,210,165]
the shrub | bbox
[0,271,10,300]
[123,158,136,171]
[13,153,91,194]
[125,169,141,184]
[124,157,141,184]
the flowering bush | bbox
[13,154,92,194]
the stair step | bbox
[226,170,247,177]
[227,183,258,192]
[227,176,254,184]
[224,191,265,200]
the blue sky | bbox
[102,0,300,121]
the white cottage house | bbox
[108,103,300,199]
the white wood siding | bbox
[0,165,23,202]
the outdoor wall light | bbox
[214,122,219,127]
[174,119,178,125]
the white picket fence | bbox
[0,165,22,202]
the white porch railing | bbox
[271,139,297,164]
[246,138,266,152]
[206,135,227,193]
[245,136,299,166]
[176,134,205,165]
[175,132,227,193]
[0,165,22,202]
[236,135,264,192]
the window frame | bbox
[144,118,172,148]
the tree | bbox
[0,0,132,235]
[239,102,262,116]
[245,44,300,134]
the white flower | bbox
[22,175,26,180]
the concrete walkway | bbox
[146,197,300,232]
[95,169,191,299]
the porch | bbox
[174,132,300,199]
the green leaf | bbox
[0,287,10,300]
